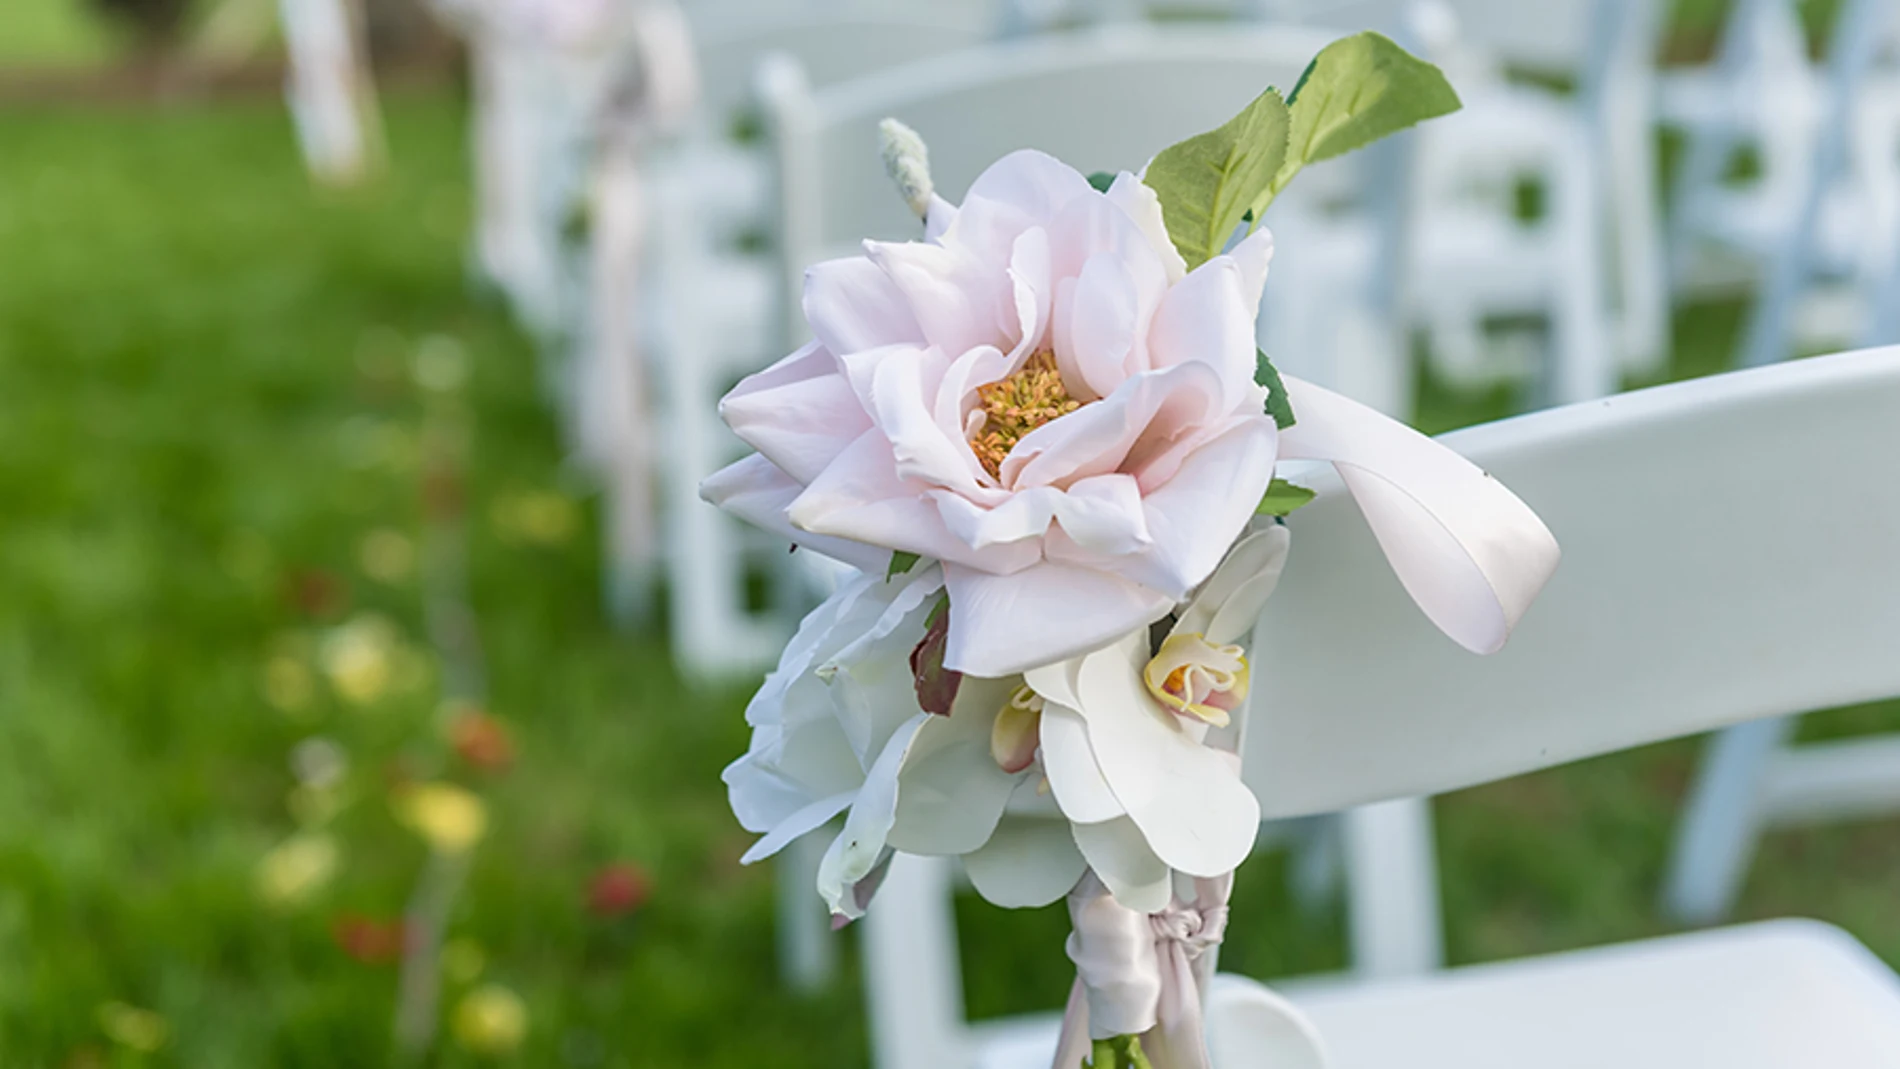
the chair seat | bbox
[1213,919,1900,1069]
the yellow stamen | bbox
[971,353,1081,479]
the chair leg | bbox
[1661,715,1796,926]
[862,854,967,1069]
[1342,796,1443,980]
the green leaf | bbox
[1086,170,1117,193]
[1256,477,1316,517]
[1142,87,1290,270]
[1272,32,1460,199]
[886,551,921,580]
[1255,348,1295,429]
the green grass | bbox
[4,88,1900,1068]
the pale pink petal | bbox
[960,149,1095,231]
[1147,254,1259,409]
[1004,361,1225,491]
[720,342,870,484]
[1055,253,1141,402]
[789,431,1041,573]
[942,561,1175,677]
[927,476,1149,557]
[864,344,987,491]
[701,454,889,572]
[1104,172,1187,283]
[1008,225,1054,358]
[803,256,925,356]
[1228,225,1275,312]
[1072,815,1174,914]
[1135,416,1279,599]
[1278,376,1561,653]
[933,344,1015,464]
[1072,634,1261,878]
[963,815,1088,908]
[864,239,1010,359]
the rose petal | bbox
[789,432,1041,574]
[719,342,870,484]
[1104,172,1187,284]
[942,561,1175,677]
[736,790,853,864]
[804,256,925,356]
[700,455,890,573]
[1134,417,1279,599]
[1148,253,1261,411]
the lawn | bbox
[3,70,1900,1069]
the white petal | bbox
[738,790,853,864]
[1073,816,1174,914]
[942,561,1175,678]
[888,677,1024,855]
[1278,376,1562,653]
[701,454,890,573]
[963,815,1088,908]
[817,713,930,919]
[1072,634,1261,878]
[1173,525,1293,645]
[803,255,926,356]
[1038,704,1126,824]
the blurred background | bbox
[3,0,1899,1066]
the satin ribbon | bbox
[1051,871,1233,1069]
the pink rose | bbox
[704,151,1279,677]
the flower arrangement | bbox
[704,32,1560,1069]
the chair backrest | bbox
[759,23,1343,344]
[686,2,1002,120]
[1245,346,1900,818]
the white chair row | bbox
[868,344,1900,1069]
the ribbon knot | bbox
[1052,872,1235,1069]
[1150,901,1227,958]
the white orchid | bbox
[961,526,1290,914]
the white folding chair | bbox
[277,0,385,186]
[1212,343,1900,1066]
[1664,0,1900,367]
[1657,0,1900,927]
[1255,0,1667,404]
[876,344,1900,1069]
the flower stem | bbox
[1088,1035,1154,1069]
